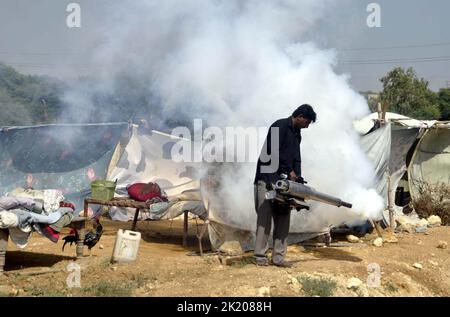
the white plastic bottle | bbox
[111,229,141,263]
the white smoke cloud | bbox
[62,0,384,232]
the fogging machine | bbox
[265,175,353,211]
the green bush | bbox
[297,276,337,297]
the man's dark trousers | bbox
[254,180,291,265]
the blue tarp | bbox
[0,123,128,211]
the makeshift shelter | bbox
[2,115,447,254]
[354,112,450,225]
[408,122,450,200]
[0,123,128,210]
[0,123,130,270]
[0,123,207,221]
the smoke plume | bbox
[62,0,384,232]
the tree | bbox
[380,67,440,119]
[0,63,65,125]
[0,89,33,126]
[437,88,450,120]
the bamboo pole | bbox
[387,169,396,230]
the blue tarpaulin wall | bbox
[0,123,128,211]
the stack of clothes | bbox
[0,188,76,248]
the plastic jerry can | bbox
[111,229,141,263]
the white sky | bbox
[0,0,449,91]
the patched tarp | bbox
[357,122,421,202]
[388,126,421,203]
[359,124,391,199]
[409,126,450,200]
[0,123,128,211]
[359,123,420,226]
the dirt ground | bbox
[0,218,449,297]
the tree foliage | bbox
[380,67,440,120]
[0,64,174,130]
[2,63,449,128]
[0,63,65,125]
[437,88,450,121]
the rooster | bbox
[62,219,103,255]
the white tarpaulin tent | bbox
[409,123,450,200]
[107,125,206,221]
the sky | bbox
[0,0,449,92]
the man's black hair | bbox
[292,104,317,122]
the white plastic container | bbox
[111,229,141,263]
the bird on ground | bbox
[62,219,103,255]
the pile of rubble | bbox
[344,214,444,248]
[395,214,442,234]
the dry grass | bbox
[297,276,337,297]
[413,182,450,225]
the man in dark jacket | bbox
[254,104,317,267]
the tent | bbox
[408,122,450,201]
[0,123,207,222]
[2,116,447,252]
[0,123,128,210]
[354,113,450,225]
[106,125,206,221]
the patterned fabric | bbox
[0,124,127,211]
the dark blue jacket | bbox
[254,117,302,185]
